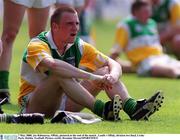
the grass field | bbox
[0,20,180,134]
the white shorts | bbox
[137,55,179,76]
[59,94,67,111]
[56,0,85,7]
[10,0,56,8]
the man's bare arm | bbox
[38,57,103,80]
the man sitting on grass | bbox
[17,6,163,122]
[150,0,180,59]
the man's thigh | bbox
[25,76,63,118]
[65,67,109,112]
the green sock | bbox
[0,71,9,90]
[123,98,137,116]
[0,114,12,123]
[93,100,105,117]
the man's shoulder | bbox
[36,31,49,44]
[74,37,86,49]
[28,37,49,51]
[117,16,133,24]
[116,16,133,30]
[28,31,49,46]
[29,37,48,46]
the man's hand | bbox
[90,73,119,90]
[103,74,118,85]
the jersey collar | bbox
[46,31,57,50]
[46,31,73,51]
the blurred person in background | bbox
[0,0,56,103]
[110,0,180,78]
[150,0,180,59]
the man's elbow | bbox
[110,58,122,73]
[39,58,57,71]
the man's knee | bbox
[1,29,19,45]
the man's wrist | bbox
[89,73,103,80]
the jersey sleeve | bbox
[112,22,129,54]
[26,39,52,72]
[80,42,108,71]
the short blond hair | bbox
[50,6,77,28]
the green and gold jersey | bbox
[113,17,163,66]
[18,31,108,104]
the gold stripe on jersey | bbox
[114,25,162,66]
[170,3,180,26]
[26,41,52,71]
[19,40,52,104]
[80,42,108,71]
[18,78,36,105]
[19,38,109,104]
[115,26,128,49]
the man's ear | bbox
[52,23,59,32]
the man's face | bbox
[53,12,79,44]
[134,5,152,24]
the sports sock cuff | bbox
[123,98,137,116]
[0,71,9,90]
[0,114,12,123]
[93,99,105,117]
